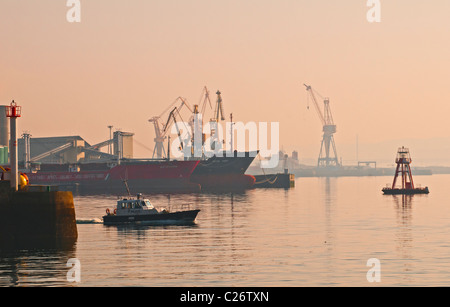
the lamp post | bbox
[108,125,113,155]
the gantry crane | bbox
[149,97,192,159]
[304,84,340,167]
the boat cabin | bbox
[114,193,159,216]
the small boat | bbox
[102,193,200,225]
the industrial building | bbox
[16,132,134,167]
[0,102,135,167]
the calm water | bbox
[1,174,450,287]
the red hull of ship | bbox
[25,160,201,195]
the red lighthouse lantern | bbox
[5,100,21,118]
[5,100,22,191]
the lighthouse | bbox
[5,100,21,191]
[382,146,429,195]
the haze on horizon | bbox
[1,1,450,166]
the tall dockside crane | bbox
[304,84,340,167]
[149,117,166,159]
[149,97,192,159]
[209,90,226,151]
[163,105,192,154]
[213,90,226,123]
[189,86,213,148]
[198,86,213,116]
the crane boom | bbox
[304,84,326,125]
[199,86,213,115]
[157,96,192,118]
[163,106,192,151]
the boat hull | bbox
[25,160,201,195]
[102,209,200,225]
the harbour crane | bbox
[162,106,191,154]
[198,86,213,116]
[209,90,226,151]
[213,90,226,123]
[304,84,340,167]
[187,86,224,157]
[149,97,192,159]
[188,86,213,151]
[149,116,166,159]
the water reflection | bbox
[322,177,337,238]
[0,242,77,287]
[392,194,413,251]
[321,177,337,282]
[6,175,445,286]
[391,194,415,283]
[93,191,253,284]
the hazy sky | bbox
[1,1,450,165]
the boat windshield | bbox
[118,200,142,209]
[117,199,154,209]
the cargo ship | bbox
[150,89,258,191]
[189,151,257,191]
[24,159,201,195]
[13,133,256,194]
[10,86,258,194]
[23,152,257,194]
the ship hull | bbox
[25,160,201,195]
[189,151,257,191]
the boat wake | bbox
[76,218,103,224]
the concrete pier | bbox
[0,181,78,248]
[0,101,77,249]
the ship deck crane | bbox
[304,84,340,167]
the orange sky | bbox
[1,1,450,165]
